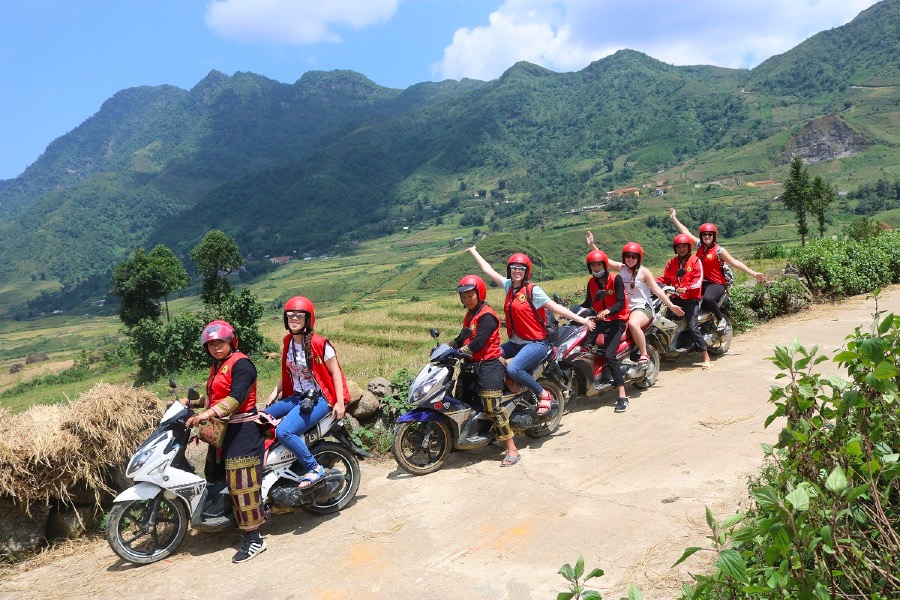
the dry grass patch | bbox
[0,383,162,511]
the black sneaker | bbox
[232,533,267,563]
[614,397,628,413]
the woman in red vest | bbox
[263,297,349,489]
[467,246,594,416]
[657,235,712,369]
[185,320,266,563]
[669,208,766,331]
[580,250,631,413]
[450,275,520,466]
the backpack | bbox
[524,284,559,344]
[716,246,734,287]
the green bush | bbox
[676,303,900,599]
[727,278,812,331]
[791,231,900,297]
[750,243,789,260]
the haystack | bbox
[0,383,162,512]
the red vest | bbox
[587,275,630,321]
[279,333,351,407]
[504,283,547,341]
[697,244,727,285]
[659,255,703,300]
[462,303,502,362]
[206,351,257,414]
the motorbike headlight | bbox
[410,373,442,404]
[126,447,154,477]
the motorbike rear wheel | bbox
[302,441,361,515]
[632,346,661,389]
[106,495,189,565]
[392,419,451,476]
[525,379,565,438]
[707,315,735,356]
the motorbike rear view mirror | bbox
[552,293,562,303]
[187,387,200,401]
[594,290,607,301]
[676,268,686,278]
[429,328,440,339]
[168,376,176,390]
[459,327,473,339]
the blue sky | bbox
[0,0,879,180]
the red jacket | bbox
[697,244,727,285]
[279,333,350,407]
[587,275,629,321]
[463,303,502,361]
[504,283,547,341]
[658,255,703,300]
[206,351,257,414]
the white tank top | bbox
[620,267,653,309]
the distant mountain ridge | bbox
[0,0,897,305]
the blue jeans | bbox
[501,340,548,396]
[263,394,331,472]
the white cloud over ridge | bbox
[433,0,879,82]
[205,0,400,44]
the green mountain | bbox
[0,0,898,312]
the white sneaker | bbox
[716,318,728,332]
[232,534,267,563]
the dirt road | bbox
[2,287,898,600]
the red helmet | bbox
[506,253,533,280]
[456,275,487,302]
[699,223,718,244]
[622,242,643,262]
[673,234,694,252]
[201,320,238,352]
[283,296,315,332]
[585,249,609,274]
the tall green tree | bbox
[111,245,190,327]
[190,230,243,307]
[810,176,835,237]
[782,157,812,245]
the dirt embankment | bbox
[2,286,898,600]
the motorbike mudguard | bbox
[111,481,167,503]
[396,408,440,423]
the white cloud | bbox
[205,0,401,44]
[433,0,880,81]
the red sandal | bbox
[537,390,553,415]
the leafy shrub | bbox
[676,303,900,598]
[727,278,812,330]
[128,288,268,382]
[791,232,900,298]
[557,555,642,599]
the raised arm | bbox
[585,231,622,271]
[669,208,699,246]
[465,246,505,287]
[720,247,766,282]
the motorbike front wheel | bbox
[392,419,451,476]
[302,441,361,515]
[106,495,189,565]
[526,379,565,438]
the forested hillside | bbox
[0,0,897,313]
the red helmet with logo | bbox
[622,242,644,262]
[456,275,487,302]
[673,234,694,252]
[201,320,238,352]
[283,296,315,332]
[699,222,718,244]
[506,253,533,280]
[585,249,609,274]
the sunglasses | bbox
[285,311,306,319]
[509,265,527,272]
[623,253,639,259]
[701,232,715,237]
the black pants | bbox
[672,297,706,351]
[588,319,626,387]
[701,282,726,321]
